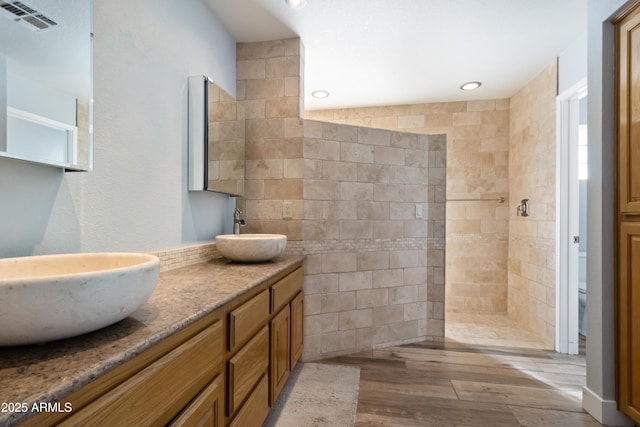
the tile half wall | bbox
[285,120,446,360]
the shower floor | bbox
[445,312,550,349]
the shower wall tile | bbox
[307,100,510,318]
[236,38,304,239]
[288,119,445,360]
[236,38,499,358]
[508,60,557,348]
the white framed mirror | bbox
[0,0,93,171]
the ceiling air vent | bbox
[0,1,58,31]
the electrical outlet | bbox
[283,201,293,219]
[415,204,423,219]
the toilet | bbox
[579,284,587,336]
[579,251,587,336]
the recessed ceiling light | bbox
[285,0,307,9]
[312,90,330,99]
[460,81,482,91]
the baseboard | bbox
[582,387,635,426]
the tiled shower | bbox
[307,59,559,349]
[233,38,446,360]
[235,36,559,355]
[295,121,446,360]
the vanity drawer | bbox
[228,289,270,352]
[227,325,269,415]
[59,320,223,427]
[271,267,303,313]
[169,374,224,427]
[228,374,270,427]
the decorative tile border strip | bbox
[285,237,444,269]
[149,241,220,272]
[284,237,432,255]
[152,237,444,271]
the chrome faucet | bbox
[233,208,246,234]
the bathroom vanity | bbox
[0,255,304,427]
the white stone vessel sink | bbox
[0,252,160,346]
[216,234,287,262]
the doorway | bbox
[556,79,587,355]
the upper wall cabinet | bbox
[0,0,93,171]
[188,75,245,197]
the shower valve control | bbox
[516,199,530,217]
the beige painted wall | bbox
[508,60,558,347]
[307,100,511,315]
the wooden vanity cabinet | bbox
[269,290,303,407]
[56,312,225,427]
[20,261,304,427]
[269,269,304,406]
[226,266,304,426]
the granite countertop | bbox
[0,255,304,427]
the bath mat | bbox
[263,362,361,427]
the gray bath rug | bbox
[263,362,361,427]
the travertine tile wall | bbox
[235,38,304,239]
[508,61,557,347]
[307,100,510,315]
[235,38,446,360]
[289,120,446,360]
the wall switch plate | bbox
[415,204,423,219]
[283,201,293,219]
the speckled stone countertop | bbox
[0,255,304,427]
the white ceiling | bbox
[206,0,587,110]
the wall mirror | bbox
[0,0,93,171]
[188,76,244,196]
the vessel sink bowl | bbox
[0,252,160,346]
[215,234,287,262]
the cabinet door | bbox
[618,4,640,213]
[270,305,291,405]
[618,4,640,424]
[169,374,224,427]
[618,222,640,422]
[290,292,304,368]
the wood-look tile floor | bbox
[323,340,600,426]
